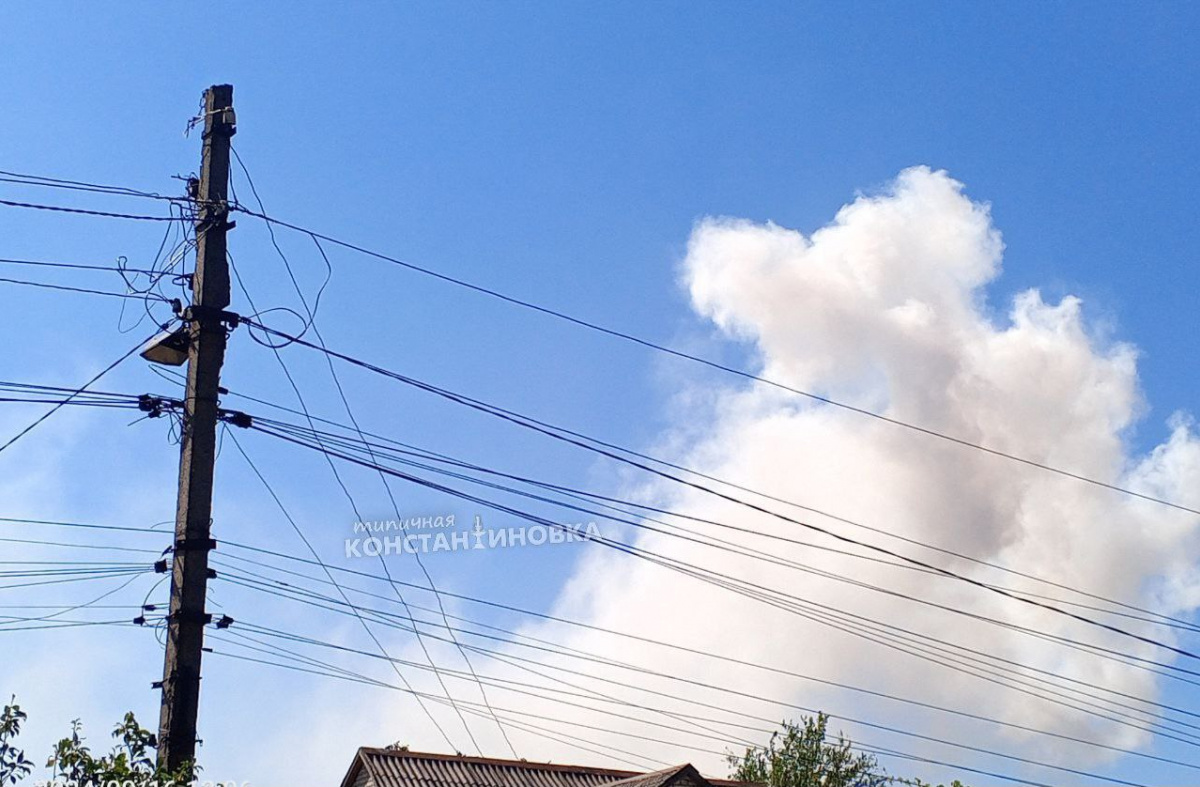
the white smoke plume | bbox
[456,166,1200,781]
[231,167,1200,786]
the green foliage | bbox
[728,715,969,787]
[726,714,889,787]
[1,699,197,787]
[1,699,34,786]
[46,712,196,787]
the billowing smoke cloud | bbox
[237,166,1200,786]
[454,167,1200,780]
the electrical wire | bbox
[238,319,1200,666]
[0,257,166,276]
[207,554,1200,772]
[229,427,1200,747]
[0,276,174,302]
[0,169,183,203]
[249,414,1200,704]
[210,514,1200,743]
[230,206,1200,519]
[217,615,1153,786]
[212,377,1200,636]
[247,410,1200,638]
[226,243,486,756]
[228,151,514,754]
[223,429,464,754]
[0,198,180,221]
[0,329,164,456]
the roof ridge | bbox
[358,748,639,776]
[604,764,693,782]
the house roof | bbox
[600,764,704,787]
[338,749,750,787]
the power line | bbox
[0,257,167,276]
[214,440,1200,749]
[213,378,1200,635]
[0,330,162,456]
[229,147,516,756]
[210,471,1200,738]
[0,168,183,203]
[207,646,667,771]
[248,410,1200,637]
[226,245,485,756]
[231,206,1200,519]
[249,415,1200,694]
[239,319,1200,666]
[218,544,1200,753]
[0,276,174,303]
[0,198,180,221]
[208,554,1200,772]
[209,623,1035,783]
[224,430,464,754]
[0,515,172,535]
[223,615,1153,787]
[0,619,140,633]
[211,539,1200,733]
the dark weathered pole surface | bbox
[158,84,235,772]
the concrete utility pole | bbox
[158,84,236,772]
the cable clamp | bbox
[181,305,240,330]
[168,610,213,625]
[218,409,252,429]
[174,537,217,552]
[138,394,169,417]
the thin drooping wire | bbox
[251,414,1200,689]
[0,169,182,203]
[0,198,179,221]
[248,409,1200,637]
[117,199,198,334]
[206,645,664,771]
[212,538,1200,733]
[0,516,169,535]
[226,245,483,755]
[211,375,1200,635]
[0,276,174,303]
[223,430,461,753]
[230,146,515,756]
[0,619,141,633]
[211,544,1200,753]
[220,614,1152,787]
[218,618,762,748]
[231,204,1200,520]
[205,640,1057,787]
[209,553,1200,773]
[0,569,152,593]
[0,329,160,456]
[0,257,165,276]
[237,426,1200,748]
[212,561,764,753]
[3,572,146,625]
[240,319,1200,665]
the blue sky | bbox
[3,4,1200,787]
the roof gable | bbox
[339,748,747,787]
[601,764,710,787]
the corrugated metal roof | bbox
[601,764,698,787]
[354,749,639,787]
[342,748,756,787]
